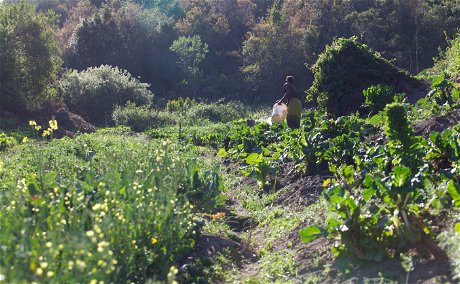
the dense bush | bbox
[112,102,176,132]
[0,2,62,112]
[308,37,417,116]
[60,65,154,125]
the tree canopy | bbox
[1,0,459,113]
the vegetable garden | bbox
[1,34,460,283]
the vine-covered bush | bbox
[308,37,416,116]
[60,65,154,125]
[112,102,176,132]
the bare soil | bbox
[413,107,460,137]
[0,106,95,137]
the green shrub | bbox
[308,37,416,116]
[422,33,460,79]
[363,84,397,114]
[60,65,154,125]
[166,97,197,114]
[112,102,176,132]
[0,132,17,151]
[187,101,248,124]
[165,98,249,125]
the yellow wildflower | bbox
[22,137,28,143]
[49,119,58,130]
[35,125,42,131]
[46,271,54,277]
[151,238,158,245]
[29,120,37,126]
[211,212,225,220]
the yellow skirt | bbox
[287,98,302,129]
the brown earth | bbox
[413,107,460,137]
[0,105,95,137]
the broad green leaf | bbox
[245,153,262,165]
[431,75,445,88]
[362,174,374,188]
[217,148,228,157]
[44,171,58,187]
[362,186,376,202]
[368,112,384,125]
[119,187,126,195]
[344,165,354,177]
[447,180,460,207]
[452,87,460,101]
[393,166,411,187]
[240,167,252,177]
[455,223,460,237]
[299,225,322,243]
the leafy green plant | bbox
[363,84,399,115]
[0,132,17,151]
[384,103,424,170]
[428,75,460,108]
[240,153,279,189]
[182,158,226,211]
[299,106,460,268]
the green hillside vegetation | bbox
[1,0,460,283]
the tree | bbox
[241,0,316,101]
[65,2,177,97]
[170,35,208,96]
[0,1,62,112]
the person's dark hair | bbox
[286,76,294,83]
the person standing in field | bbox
[277,76,302,129]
